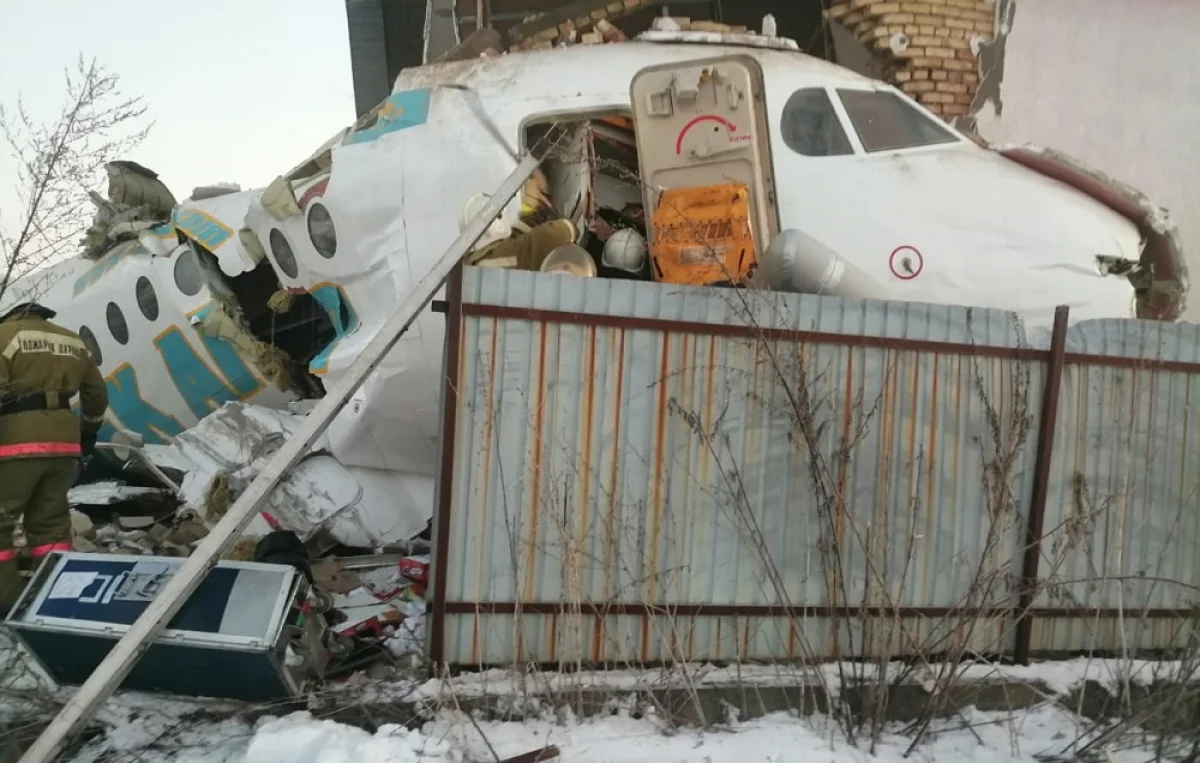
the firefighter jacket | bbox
[0,317,108,459]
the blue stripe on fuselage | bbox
[95,318,265,445]
[343,89,431,146]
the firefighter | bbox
[461,169,582,272]
[0,302,108,616]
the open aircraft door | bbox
[630,56,780,287]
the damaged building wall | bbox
[971,0,1200,321]
[825,0,997,122]
[442,0,825,57]
[345,0,429,117]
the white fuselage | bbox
[5,40,1152,506]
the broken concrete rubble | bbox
[502,1,778,52]
[505,0,661,51]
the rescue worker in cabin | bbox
[462,168,581,271]
[0,302,108,616]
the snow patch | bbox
[404,657,1199,705]
[241,713,457,763]
[64,701,1181,763]
[1,630,50,725]
[1,656,1191,762]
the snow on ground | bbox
[1,653,1192,763]
[1,630,45,723]
[389,657,1200,704]
[60,701,1174,763]
[429,703,1154,763]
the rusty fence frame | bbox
[428,267,1200,668]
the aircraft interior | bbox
[519,114,758,288]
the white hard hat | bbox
[601,228,648,273]
[461,193,512,250]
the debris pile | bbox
[436,0,784,62]
[504,0,651,52]
[321,553,429,656]
[89,511,226,558]
[18,510,432,679]
[7,408,435,682]
[255,531,432,677]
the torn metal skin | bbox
[191,295,298,395]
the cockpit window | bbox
[837,89,959,153]
[780,88,854,157]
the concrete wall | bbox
[973,0,1200,321]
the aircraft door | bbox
[630,55,780,287]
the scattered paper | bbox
[47,571,98,600]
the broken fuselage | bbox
[2,35,1183,546]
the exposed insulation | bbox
[825,0,997,121]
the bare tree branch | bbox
[0,55,152,303]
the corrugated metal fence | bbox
[428,267,1200,667]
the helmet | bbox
[601,228,648,273]
[0,302,56,323]
[539,244,597,277]
[461,193,513,250]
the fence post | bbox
[1014,304,1070,664]
[429,264,466,673]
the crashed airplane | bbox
[0,24,1187,560]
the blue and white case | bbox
[5,551,313,703]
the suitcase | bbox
[4,551,325,703]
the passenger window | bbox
[837,89,958,153]
[135,276,159,321]
[307,203,337,259]
[174,248,202,296]
[269,229,299,278]
[79,326,103,365]
[780,88,854,157]
[106,302,129,345]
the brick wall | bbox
[506,0,660,50]
[825,0,996,120]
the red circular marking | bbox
[674,114,737,154]
[888,245,923,280]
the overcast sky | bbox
[0,0,357,232]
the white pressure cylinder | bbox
[758,228,889,299]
